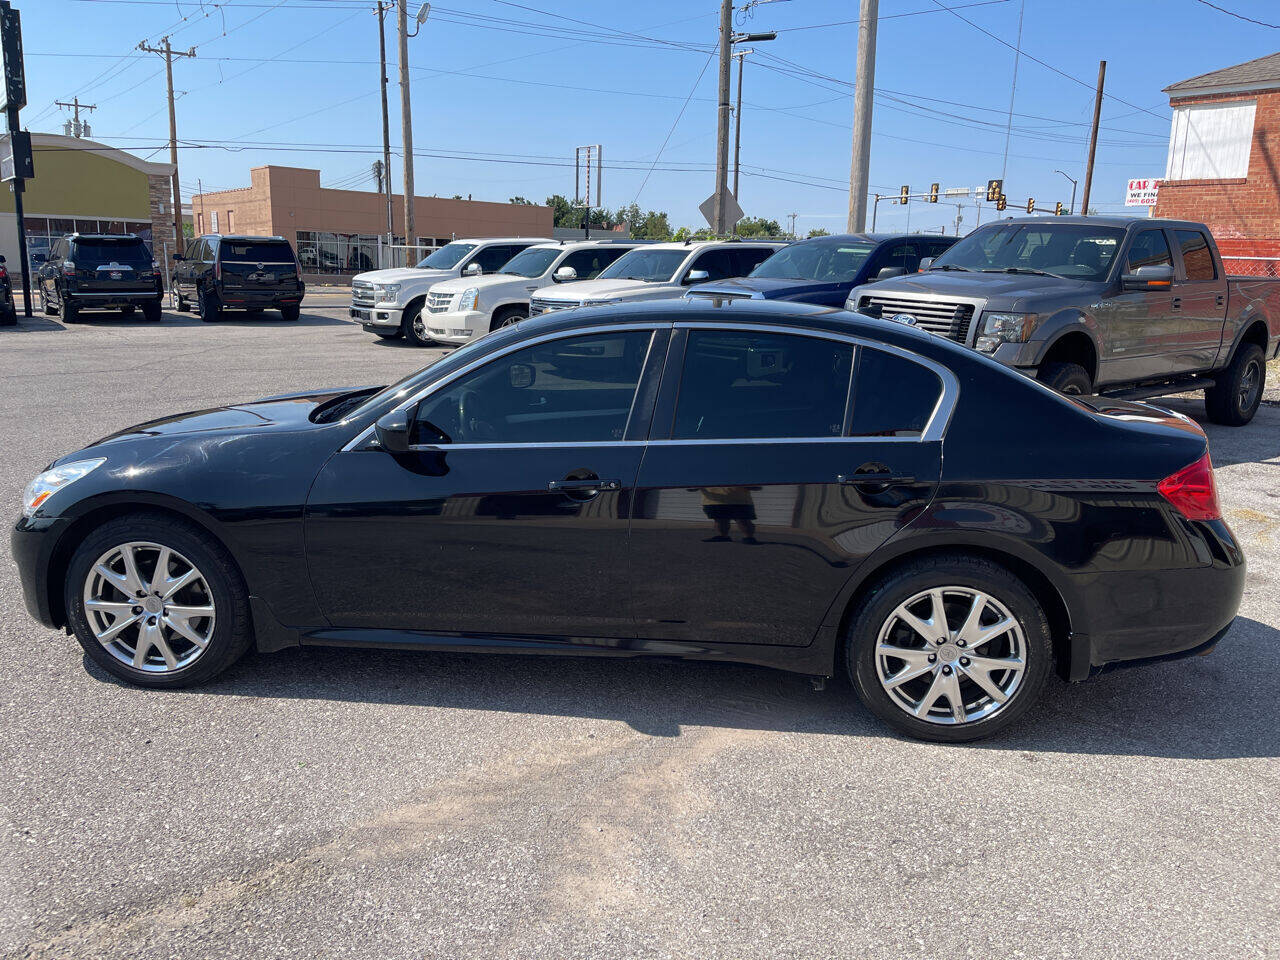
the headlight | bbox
[374,283,401,301]
[22,458,105,518]
[458,287,480,311]
[976,312,1038,353]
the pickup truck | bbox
[847,216,1280,425]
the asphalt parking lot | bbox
[1,291,1277,960]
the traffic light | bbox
[996,194,1007,212]
[986,179,1003,202]
[1026,197,1035,214]
[1055,201,1064,216]
[929,182,939,203]
[899,184,910,205]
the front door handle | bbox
[548,478,621,492]
[838,472,915,485]
[1215,294,1226,306]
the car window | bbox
[561,247,627,280]
[749,240,874,282]
[687,249,738,283]
[219,240,296,263]
[733,247,777,275]
[672,330,854,440]
[71,239,152,265]
[498,247,560,278]
[936,223,1122,280]
[414,330,654,444]
[473,244,526,273]
[871,242,922,275]
[1126,230,1173,274]
[849,348,942,438]
[597,248,688,282]
[928,240,956,258]
[417,242,476,269]
[1175,230,1216,282]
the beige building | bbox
[191,166,553,274]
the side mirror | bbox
[1121,263,1173,290]
[463,261,483,276]
[684,269,710,284]
[875,267,905,280]
[553,265,577,282]
[918,257,934,271]
[31,253,44,264]
[374,408,412,453]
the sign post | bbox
[0,0,31,317]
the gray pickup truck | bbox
[847,216,1280,425]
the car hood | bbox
[687,276,839,299]
[535,277,655,302]
[352,267,453,284]
[431,273,530,294]
[860,270,1094,301]
[84,387,354,449]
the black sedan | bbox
[11,299,1243,742]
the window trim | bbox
[1171,228,1218,284]
[1121,227,1176,279]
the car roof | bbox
[976,215,1207,230]
[641,239,786,252]
[67,233,145,241]
[529,239,648,251]
[199,234,289,242]
[452,236,554,244]
[793,233,953,244]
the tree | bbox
[508,196,534,205]
[807,227,831,238]
[736,216,782,239]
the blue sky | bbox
[21,0,1280,234]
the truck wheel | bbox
[142,300,162,323]
[60,295,79,324]
[175,295,190,313]
[1037,361,1092,397]
[402,300,433,347]
[198,287,222,323]
[1205,343,1264,426]
[280,303,300,322]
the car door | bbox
[1171,228,1228,371]
[1099,228,1179,383]
[629,324,946,648]
[305,324,669,639]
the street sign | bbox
[1125,178,1160,206]
[699,189,743,232]
[0,2,25,113]
[944,187,970,198]
[1,128,31,181]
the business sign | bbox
[1,128,31,181]
[0,3,25,113]
[1125,178,1160,206]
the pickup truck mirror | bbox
[876,267,905,280]
[1121,264,1174,290]
[462,262,483,276]
[918,257,934,271]
[684,269,710,284]
[553,265,577,282]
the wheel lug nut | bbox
[960,657,970,666]
[132,606,142,615]
[942,665,952,675]
[927,654,936,663]
[148,617,157,625]
[957,640,967,648]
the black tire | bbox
[280,303,300,322]
[64,513,253,689]
[401,299,433,347]
[1205,342,1265,426]
[1037,360,1092,396]
[489,305,527,333]
[41,290,57,316]
[59,294,79,324]
[121,305,135,318]
[142,300,162,322]
[198,286,222,323]
[845,554,1053,743]
[175,295,190,313]
[0,306,15,327]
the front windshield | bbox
[416,242,477,269]
[750,239,875,282]
[932,223,1123,281]
[597,248,687,283]
[499,247,560,278]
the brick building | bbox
[1153,52,1280,275]
[191,166,553,276]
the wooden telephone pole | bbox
[138,36,195,255]
[1079,60,1106,218]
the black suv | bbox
[35,234,164,323]
[173,235,304,321]
[0,254,15,326]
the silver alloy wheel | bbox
[413,312,429,342]
[82,541,216,673]
[875,586,1026,725]
[1239,359,1261,411]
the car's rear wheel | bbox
[846,555,1052,742]
[198,287,222,323]
[65,515,252,688]
[142,300,162,322]
[59,294,79,324]
[175,294,190,313]
[280,303,300,322]
[41,291,57,316]
[1205,343,1264,426]
[402,300,433,347]
[1037,361,1092,396]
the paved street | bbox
[0,293,1277,960]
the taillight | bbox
[62,260,76,277]
[1158,451,1221,521]
[214,259,221,281]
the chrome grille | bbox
[857,295,979,344]
[529,297,577,316]
[351,280,376,308]
[426,291,454,314]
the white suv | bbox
[350,237,550,346]
[421,240,640,346]
[528,240,783,316]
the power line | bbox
[1192,0,1278,28]
[634,50,715,204]
[777,0,1010,30]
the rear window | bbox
[71,238,151,264]
[219,240,296,263]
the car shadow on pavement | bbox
[86,614,1280,760]
[0,316,66,332]
[1160,398,1280,467]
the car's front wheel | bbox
[1037,360,1092,396]
[65,514,252,688]
[846,555,1052,742]
[402,300,434,347]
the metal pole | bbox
[398,0,415,247]
[1080,60,1106,218]
[378,2,394,244]
[732,50,745,200]
[713,0,732,234]
[9,141,30,317]
[847,0,878,232]
[1071,181,1078,216]
[871,194,880,232]
[163,41,182,253]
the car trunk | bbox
[73,240,154,293]
[218,241,301,300]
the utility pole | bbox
[713,0,732,234]
[732,48,750,201]
[397,1,429,250]
[139,36,195,255]
[376,1,394,246]
[1080,60,1106,218]
[787,212,798,238]
[372,160,383,194]
[55,96,96,138]
[846,0,878,232]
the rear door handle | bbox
[838,472,915,485]
[548,478,621,492]
[1215,294,1226,306]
